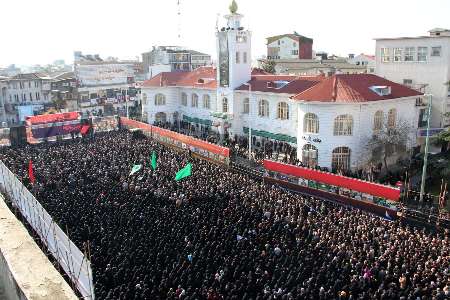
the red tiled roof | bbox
[142,67,277,89]
[292,74,422,102]
[236,75,324,94]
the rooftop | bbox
[267,32,313,44]
[292,74,423,103]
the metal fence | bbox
[0,161,95,299]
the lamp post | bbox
[419,94,432,203]
[243,83,252,160]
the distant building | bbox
[0,73,53,125]
[261,58,367,76]
[74,52,142,117]
[50,72,79,112]
[142,46,212,78]
[266,32,313,60]
[375,28,450,128]
[0,65,21,77]
[348,54,376,74]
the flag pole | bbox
[419,94,432,203]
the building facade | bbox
[266,32,313,60]
[141,3,423,171]
[375,28,450,128]
[50,72,79,112]
[142,46,212,78]
[0,74,52,125]
[348,54,376,74]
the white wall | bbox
[375,36,450,127]
[268,37,299,59]
[297,97,418,170]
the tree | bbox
[434,128,450,152]
[363,118,414,173]
[261,60,276,74]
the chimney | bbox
[331,76,338,101]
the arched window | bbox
[334,114,353,136]
[203,94,210,109]
[373,110,384,131]
[142,93,148,105]
[302,144,318,167]
[191,93,198,107]
[181,92,187,106]
[332,147,351,171]
[222,97,228,113]
[304,113,319,133]
[243,98,249,114]
[258,99,269,117]
[155,112,167,123]
[154,93,166,106]
[277,102,289,120]
[388,108,396,128]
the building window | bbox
[155,112,167,123]
[417,47,428,62]
[36,92,40,100]
[181,92,187,106]
[304,113,319,133]
[142,93,147,105]
[222,97,228,113]
[243,98,249,114]
[155,93,166,106]
[277,102,289,120]
[403,79,413,87]
[236,52,240,63]
[302,144,318,167]
[404,47,415,61]
[334,114,353,136]
[191,93,199,107]
[293,42,297,47]
[373,110,384,131]
[29,93,32,101]
[243,52,247,64]
[431,46,442,56]
[394,48,402,62]
[388,108,397,128]
[291,50,299,55]
[28,81,31,88]
[332,147,351,171]
[34,81,39,88]
[277,40,280,45]
[381,48,390,62]
[258,99,269,117]
[203,94,210,109]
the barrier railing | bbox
[0,161,95,300]
[120,117,230,165]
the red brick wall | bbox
[299,41,313,59]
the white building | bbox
[266,32,313,60]
[348,54,376,74]
[0,73,52,125]
[141,1,423,171]
[375,28,450,128]
[142,46,212,79]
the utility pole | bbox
[419,95,432,203]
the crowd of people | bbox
[1,130,449,300]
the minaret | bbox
[216,0,252,91]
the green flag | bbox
[129,164,142,176]
[175,163,192,181]
[151,151,157,170]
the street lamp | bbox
[419,94,432,203]
[243,83,252,160]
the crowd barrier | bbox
[120,117,230,165]
[0,161,95,300]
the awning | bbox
[243,127,296,144]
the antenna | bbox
[177,0,181,40]
[215,13,220,31]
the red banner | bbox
[120,118,230,157]
[25,112,80,125]
[263,160,400,201]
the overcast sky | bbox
[1,0,449,67]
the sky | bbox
[0,0,449,67]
